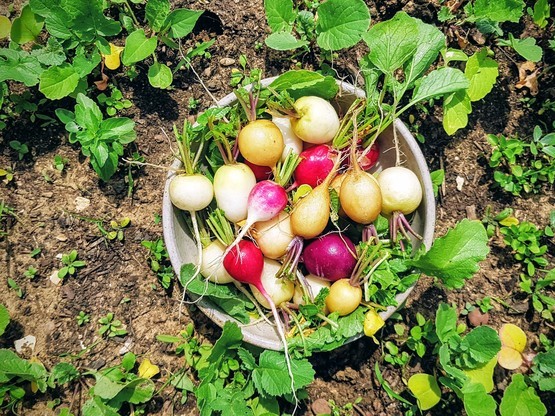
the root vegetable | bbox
[291,96,340,144]
[238,119,284,168]
[251,211,295,259]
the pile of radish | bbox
[167,74,425,368]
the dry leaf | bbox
[497,323,527,370]
[95,73,109,91]
[516,61,539,96]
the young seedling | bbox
[9,140,29,160]
[58,250,86,279]
[23,266,37,279]
[7,278,24,298]
[97,87,133,116]
[76,311,90,326]
[53,155,69,171]
[102,217,130,241]
[98,313,127,338]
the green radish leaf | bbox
[10,5,44,44]
[145,0,170,32]
[404,17,445,86]
[39,63,80,99]
[164,9,203,38]
[75,93,103,131]
[435,303,458,343]
[0,49,43,86]
[148,63,173,89]
[264,0,296,32]
[531,0,550,28]
[82,397,120,416]
[463,356,497,393]
[465,49,499,101]
[473,0,525,23]
[410,219,489,289]
[30,37,65,66]
[500,374,546,416]
[530,350,555,392]
[462,381,498,416]
[316,0,370,51]
[265,31,308,51]
[411,67,469,106]
[0,304,9,337]
[407,373,441,411]
[363,12,418,75]
[122,29,158,65]
[269,70,339,99]
[443,89,472,135]
[0,16,11,39]
[72,48,101,78]
[461,326,502,366]
[504,34,543,62]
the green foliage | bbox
[97,217,130,241]
[23,266,38,279]
[58,249,86,279]
[263,0,370,52]
[430,169,445,197]
[528,0,551,28]
[465,0,525,35]
[141,239,174,290]
[97,87,132,116]
[98,312,127,338]
[7,278,24,298]
[56,93,136,181]
[499,374,546,416]
[10,5,44,44]
[487,126,555,195]
[158,321,314,415]
[500,220,550,276]
[8,140,29,160]
[0,304,9,337]
[530,349,555,392]
[498,33,543,62]
[76,311,90,326]
[53,154,68,171]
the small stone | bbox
[15,335,36,354]
[219,57,235,66]
[49,270,62,285]
[203,67,212,77]
[74,196,90,212]
[154,134,165,143]
[456,176,465,191]
[119,339,134,355]
[311,398,331,415]
[55,234,68,242]
[41,192,53,198]
[206,81,220,92]
[61,285,75,300]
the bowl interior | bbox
[162,78,436,350]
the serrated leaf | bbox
[0,49,43,86]
[122,29,157,66]
[405,17,445,85]
[148,62,173,89]
[410,219,489,288]
[264,0,295,32]
[39,63,80,100]
[411,67,470,105]
[31,37,66,66]
[145,0,170,32]
[82,396,120,416]
[72,48,101,77]
[473,0,525,23]
[443,89,472,135]
[500,374,546,416]
[269,70,339,100]
[265,31,308,51]
[408,373,441,411]
[252,350,314,396]
[0,305,9,337]
[465,49,498,101]
[316,0,370,51]
[462,326,501,366]
[10,5,44,44]
[363,12,418,75]
[164,8,203,38]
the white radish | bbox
[200,240,234,284]
[213,163,256,223]
[291,96,340,144]
[169,174,214,212]
[251,211,295,259]
[378,166,423,215]
[293,274,330,306]
[250,258,295,309]
[272,116,304,162]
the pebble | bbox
[154,134,165,143]
[74,196,90,212]
[311,398,331,415]
[219,57,236,66]
[49,270,62,285]
[119,339,134,355]
[15,335,36,354]
[60,285,75,300]
[55,234,68,242]
[207,81,220,91]
[456,175,465,191]
[41,192,53,198]
[203,67,212,77]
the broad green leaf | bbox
[531,0,550,28]
[122,29,158,66]
[265,31,308,51]
[39,63,80,100]
[252,350,315,396]
[269,70,339,100]
[363,12,418,75]
[408,373,441,410]
[0,16,11,39]
[49,362,79,385]
[410,67,469,106]
[405,17,445,85]
[10,5,44,44]
[316,0,370,51]
[43,8,72,40]
[463,356,497,393]
[435,303,458,343]
[145,0,170,32]
[264,0,295,32]
[506,34,543,62]
[72,48,101,77]
[0,49,43,86]
[444,48,469,63]
[0,349,48,385]
[465,49,498,101]
[148,62,173,89]
[462,381,498,416]
[30,37,66,66]
[75,93,103,131]
[500,374,546,416]
[531,350,555,392]
[443,90,472,135]
[0,304,9,337]
[410,219,489,288]
[70,0,121,39]
[473,0,525,23]
[82,396,120,416]
[164,9,203,38]
[99,118,136,143]
[462,326,501,366]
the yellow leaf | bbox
[463,356,497,392]
[499,323,526,352]
[0,16,11,39]
[408,373,442,411]
[103,43,124,70]
[498,346,523,370]
[293,184,312,203]
[363,309,385,338]
[499,217,519,227]
[31,381,38,393]
[138,358,159,379]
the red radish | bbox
[223,240,298,410]
[302,233,357,281]
[293,144,336,188]
[244,159,273,181]
[358,142,380,171]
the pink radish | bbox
[293,144,336,188]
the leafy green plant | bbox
[521,269,555,322]
[23,266,38,279]
[498,33,543,62]
[263,0,370,53]
[0,200,16,238]
[158,321,314,415]
[0,304,9,337]
[56,93,136,181]
[58,250,86,279]
[0,166,14,184]
[98,217,130,241]
[528,0,551,28]
[7,278,24,298]
[76,311,90,326]
[8,140,29,160]
[98,312,127,338]
[487,126,555,195]
[97,87,132,116]
[142,239,174,290]
[53,155,69,171]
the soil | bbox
[1,0,554,415]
